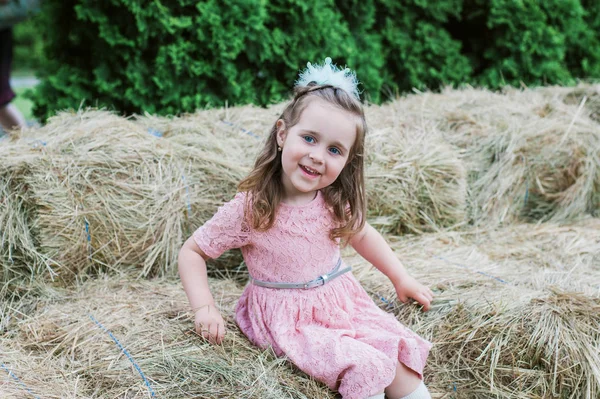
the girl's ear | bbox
[276,119,287,147]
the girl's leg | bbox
[367,362,431,399]
[384,362,422,398]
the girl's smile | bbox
[299,164,321,178]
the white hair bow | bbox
[295,57,360,101]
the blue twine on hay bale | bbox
[221,120,261,140]
[147,127,163,137]
[88,314,156,397]
[1,363,41,399]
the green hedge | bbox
[12,16,44,71]
[28,0,600,120]
[453,0,600,88]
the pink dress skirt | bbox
[235,271,431,399]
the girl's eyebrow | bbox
[301,130,349,153]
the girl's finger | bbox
[214,324,221,344]
[415,293,430,311]
[216,323,226,344]
[213,323,220,344]
[208,323,220,343]
[202,325,210,340]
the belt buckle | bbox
[304,273,330,289]
[302,274,329,290]
[318,274,329,287]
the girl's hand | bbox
[194,304,226,344]
[393,275,434,311]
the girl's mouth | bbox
[300,165,321,177]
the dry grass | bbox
[365,117,468,234]
[353,217,600,398]
[0,110,255,283]
[385,85,600,227]
[1,276,333,399]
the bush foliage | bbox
[12,17,45,71]
[27,0,600,119]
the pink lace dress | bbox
[193,191,431,399]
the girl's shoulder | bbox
[231,191,254,223]
[228,191,253,205]
[213,191,252,221]
[215,191,247,208]
[231,191,248,201]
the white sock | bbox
[366,394,385,399]
[397,381,431,399]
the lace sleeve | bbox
[192,192,251,259]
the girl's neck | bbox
[280,190,319,207]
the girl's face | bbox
[276,97,358,204]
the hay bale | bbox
[350,217,600,398]
[390,86,600,226]
[467,115,599,226]
[138,101,469,238]
[134,102,282,144]
[0,280,74,398]
[7,276,334,399]
[21,110,189,278]
[0,169,55,283]
[364,106,468,234]
[552,83,600,123]
[0,109,255,280]
[429,288,599,398]
[1,341,84,398]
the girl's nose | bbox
[309,151,324,163]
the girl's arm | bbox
[349,222,434,310]
[179,237,215,308]
[178,237,226,343]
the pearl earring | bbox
[278,146,282,151]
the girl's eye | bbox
[303,135,315,143]
[329,147,341,155]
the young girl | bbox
[178,58,434,399]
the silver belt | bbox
[249,258,351,289]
